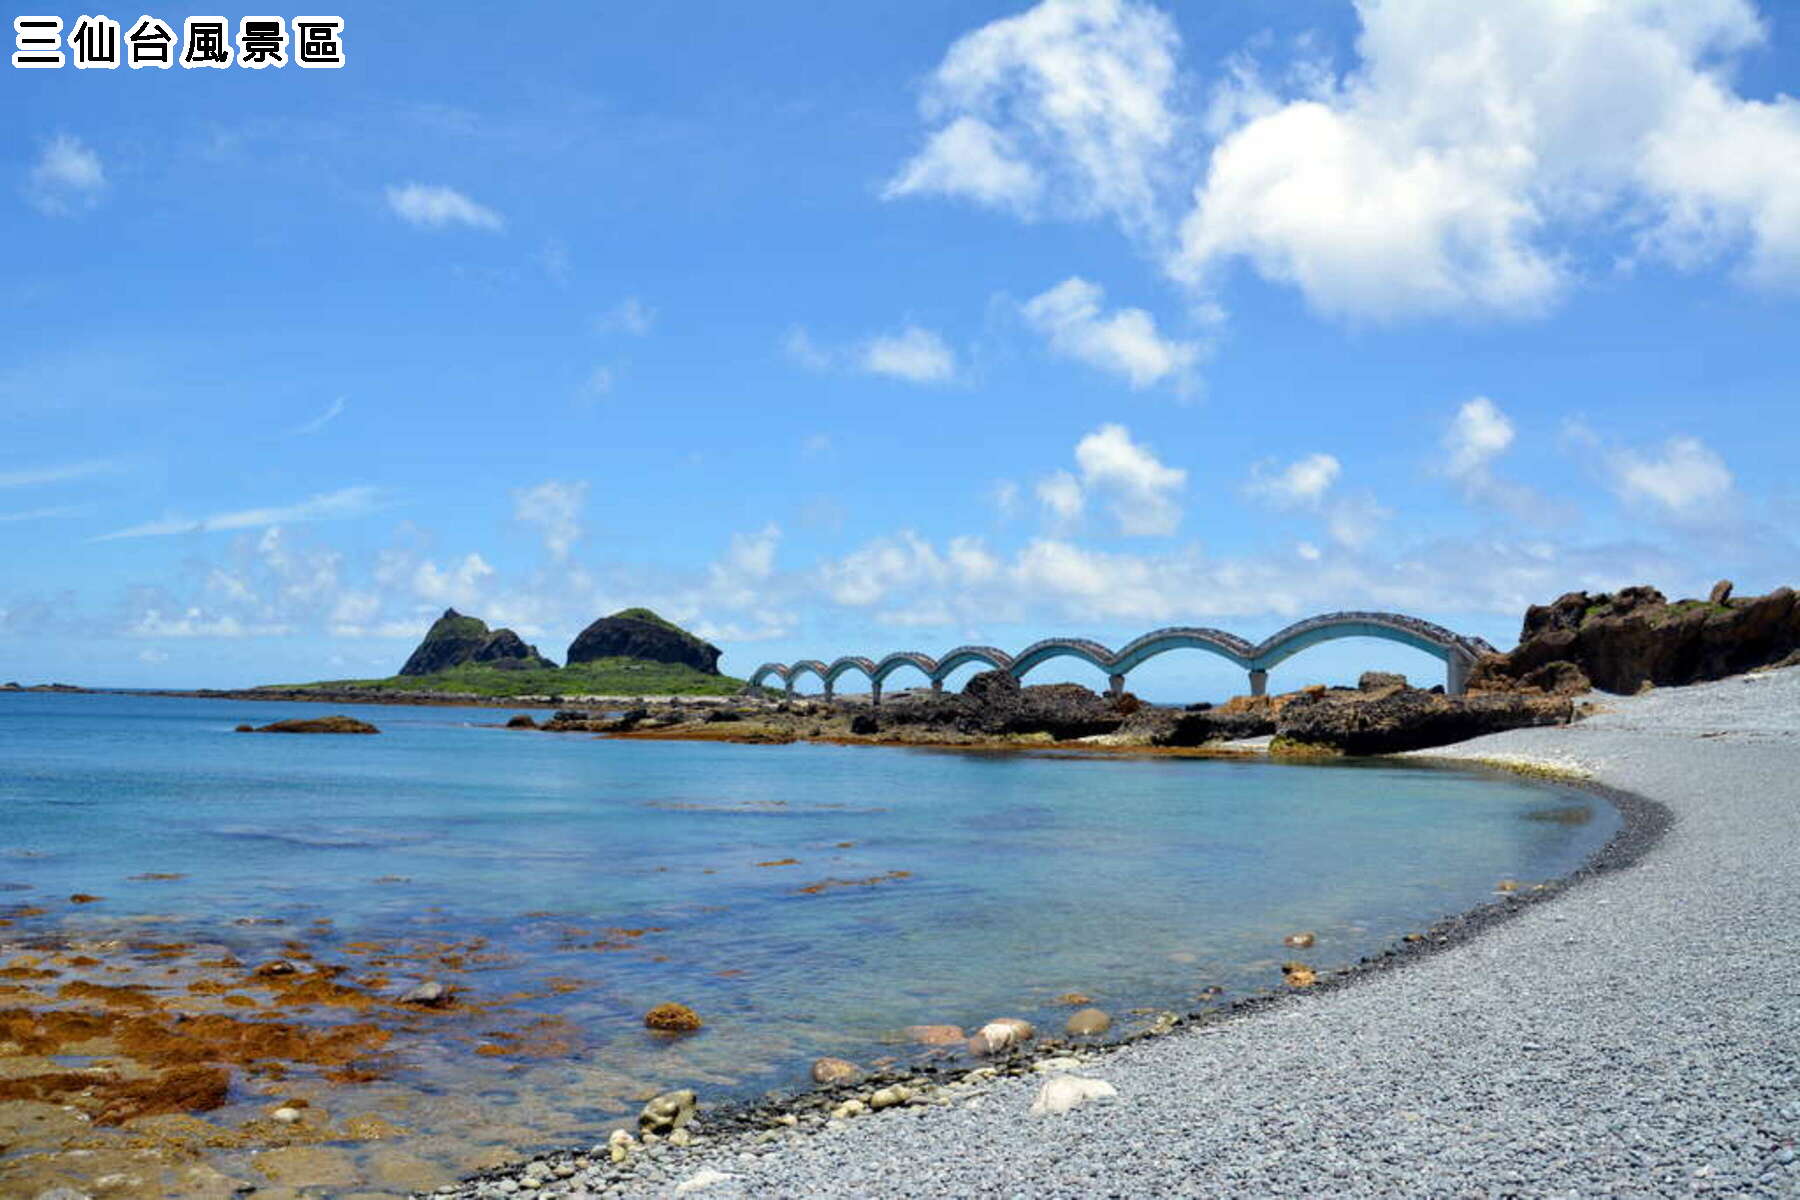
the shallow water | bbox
[0,691,1618,1191]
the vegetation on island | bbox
[273,658,744,699]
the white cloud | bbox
[1175,0,1800,317]
[0,459,116,489]
[596,297,655,336]
[1607,434,1736,517]
[1021,277,1198,389]
[1323,492,1391,551]
[1036,470,1085,522]
[583,366,615,397]
[95,485,382,541]
[886,0,1183,234]
[708,523,782,608]
[514,479,588,561]
[385,183,505,232]
[783,326,834,372]
[802,433,833,457]
[1248,452,1341,508]
[410,553,496,607]
[1444,397,1514,482]
[1072,423,1186,535]
[884,116,1042,214]
[1439,396,1562,522]
[991,479,1022,518]
[0,505,85,524]
[860,326,958,384]
[24,134,104,216]
[288,397,346,436]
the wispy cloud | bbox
[287,397,346,436]
[595,297,655,336]
[385,183,505,232]
[0,459,117,489]
[94,485,383,541]
[0,505,87,524]
[24,133,105,217]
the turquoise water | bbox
[0,690,1616,1164]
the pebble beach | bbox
[446,666,1800,1198]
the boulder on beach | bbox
[1030,1074,1118,1116]
[239,716,379,735]
[639,1089,697,1134]
[398,608,555,676]
[566,608,722,674]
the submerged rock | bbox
[904,1024,965,1046]
[644,1002,703,1033]
[397,979,452,1007]
[810,1057,860,1086]
[240,715,379,735]
[1283,932,1316,949]
[505,713,538,729]
[1064,1007,1112,1037]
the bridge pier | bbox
[1446,655,1470,697]
[931,679,943,696]
[1248,669,1268,698]
[1107,673,1125,699]
[870,681,881,707]
[823,681,834,701]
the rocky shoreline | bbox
[426,771,1671,1199]
[428,665,1800,1198]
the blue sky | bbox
[5,0,1799,697]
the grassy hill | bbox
[272,657,744,699]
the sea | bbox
[0,690,1619,1191]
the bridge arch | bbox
[785,659,829,695]
[1009,637,1116,681]
[1108,626,1256,675]
[871,651,937,686]
[931,645,1014,685]
[748,663,789,690]
[1248,611,1481,694]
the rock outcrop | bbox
[884,669,1127,740]
[398,609,554,676]
[238,716,380,734]
[565,609,721,675]
[1271,687,1571,755]
[1468,583,1800,695]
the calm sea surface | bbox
[0,690,1618,1182]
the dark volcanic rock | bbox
[1468,584,1800,695]
[886,669,1126,740]
[565,608,721,675]
[1155,703,1278,746]
[240,715,379,734]
[1273,688,1570,756]
[398,609,554,676]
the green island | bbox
[266,606,744,698]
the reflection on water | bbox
[0,692,1619,1195]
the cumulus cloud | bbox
[514,479,588,561]
[95,485,383,541]
[385,183,505,232]
[24,134,104,216]
[1248,452,1341,509]
[1072,423,1187,535]
[859,326,958,384]
[886,0,1183,234]
[895,0,1800,332]
[1606,434,1736,517]
[1436,397,1564,522]
[1036,470,1085,523]
[1176,0,1800,317]
[1022,277,1198,389]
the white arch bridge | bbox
[748,612,1498,704]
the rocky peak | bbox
[565,609,721,675]
[398,609,555,676]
